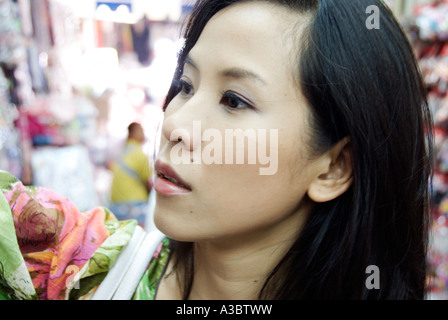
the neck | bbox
[189,224,301,300]
[156,200,314,300]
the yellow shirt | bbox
[110,139,151,203]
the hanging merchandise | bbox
[413,0,448,41]
[0,68,22,179]
[0,0,30,180]
[30,144,99,212]
[410,0,448,300]
[0,0,34,106]
[0,0,26,66]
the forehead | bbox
[208,2,295,38]
[188,2,303,76]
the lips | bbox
[154,160,192,193]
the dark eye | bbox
[175,79,194,97]
[220,92,251,110]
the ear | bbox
[307,137,353,203]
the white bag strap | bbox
[92,228,165,300]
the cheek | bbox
[203,118,309,205]
[197,143,311,224]
[202,124,281,176]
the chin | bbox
[154,211,192,242]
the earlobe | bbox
[307,138,353,203]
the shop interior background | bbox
[1,0,448,299]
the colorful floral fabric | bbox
[0,170,137,300]
[133,237,170,300]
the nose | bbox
[162,105,202,153]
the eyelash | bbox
[220,91,253,111]
[175,79,194,96]
[174,78,254,111]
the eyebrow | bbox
[184,55,267,86]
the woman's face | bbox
[154,2,323,244]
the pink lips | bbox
[154,160,192,196]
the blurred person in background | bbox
[109,122,152,226]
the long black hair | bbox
[162,0,434,299]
